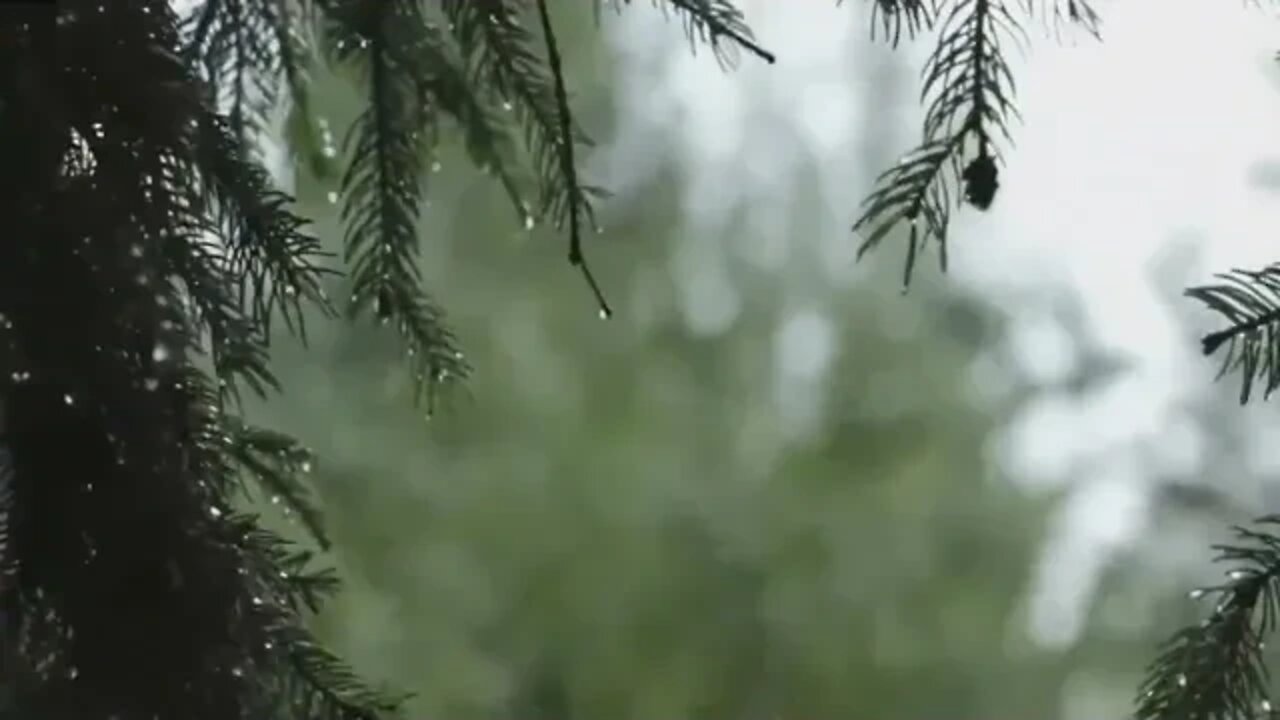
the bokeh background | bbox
[238,0,1280,717]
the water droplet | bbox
[1229,570,1249,580]
[251,596,263,606]
[598,308,610,320]
[1262,699,1273,712]
[1189,588,1206,599]
[300,460,312,473]
[129,244,143,257]
[152,343,170,362]
[144,377,160,391]
[208,506,223,519]
[430,160,442,173]
[523,214,535,230]
[326,191,338,204]
[230,666,244,677]
[502,101,513,111]
[1177,673,1187,688]
[62,393,74,406]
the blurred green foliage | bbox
[242,9,1205,720]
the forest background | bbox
[236,0,1280,717]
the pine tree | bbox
[0,0,1275,718]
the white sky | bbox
[603,0,1280,669]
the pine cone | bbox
[962,153,999,210]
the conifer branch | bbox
[444,0,613,317]
[854,0,937,48]
[414,20,531,228]
[1186,264,1280,404]
[0,4,395,717]
[181,0,278,145]
[596,0,773,65]
[1017,0,1101,40]
[536,0,612,317]
[653,0,775,65]
[1136,517,1280,720]
[853,0,1023,287]
[183,373,395,720]
[164,215,281,402]
[318,0,471,405]
[260,0,333,178]
[224,419,329,550]
[193,110,336,346]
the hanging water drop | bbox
[63,393,74,406]
[208,506,223,519]
[326,190,339,204]
[1177,673,1187,688]
[300,460,312,473]
[144,377,160,391]
[523,214,536,230]
[1229,569,1249,580]
[598,308,610,320]
[1262,699,1273,713]
[152,343,170,362]
[430,160,442,173]
[1188,588,1206,599]
[502,100,513,111]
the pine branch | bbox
[1017,0,1101,40]
[181,0,278,145]
[193,110,336,349]
[847,0,937,48]
[1,4,396,717]
[259,0,337,179]
[1136,518,1280,720]
[164,215,281,402]
[443,0,613,317]
[223,419,329,550]
[535,0,612,317]
[639,0,775,65]
[184,374,395,719]
[853,0,1024,288]
[1186,264,1280,404]
[317,0,471,405]
[414,17,531,229]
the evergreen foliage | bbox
[0,0,1277,718]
